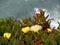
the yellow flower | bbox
[47,28,52,33]
[30,25,42,32]
[22,27,30,33]
[3,33,11,39]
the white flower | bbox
[34,8,40,14]
[50,21,59,29]
[30,25,42,32]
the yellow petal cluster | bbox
[22,27,30,33]
[3,33,11,39]
[30,25,42,32]
[47,28,52,33]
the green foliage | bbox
[0,10,60,45]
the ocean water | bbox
[0,0,60,29]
